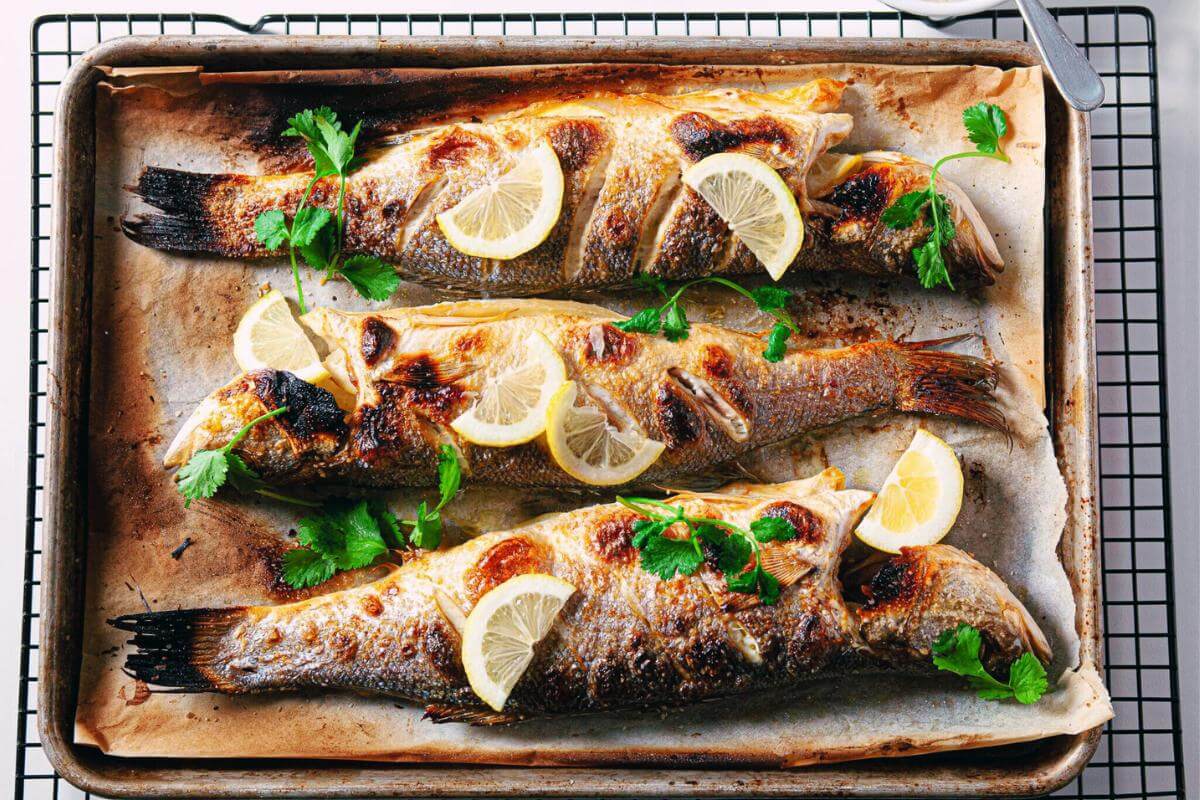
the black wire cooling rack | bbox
[21,8,1185,799]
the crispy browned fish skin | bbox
[164,299,1005,489]
[112,474,1050,724]
[120,81,1001,292]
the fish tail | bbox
[122,167,226,254]
[110,608,248,691]
[893,336,1007,432]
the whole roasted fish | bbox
[122,80,1001,292]
[113,470,1050,723]
[165,299,1004,488]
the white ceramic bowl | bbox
[881,0,1007,21]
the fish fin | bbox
[423,704,524,725]
[109,608,248,691]
[122,167,227,255]
[894,338,1008,433]
[757,548,816,589]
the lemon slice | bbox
[450,332,567,447]
[806,153,864,198]
[233,290,329,384]
[682,152,805,281]
[437,139,564,260]
[462,573,576,712]
[855,430,964,554]
[545,381,666,486]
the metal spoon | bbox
[1013,0,1105,111]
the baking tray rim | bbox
[38,34,1100,799]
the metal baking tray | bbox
[40,35,1097,798]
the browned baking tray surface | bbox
[41,35,1097,798]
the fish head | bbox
[163,370,348,481]
[807,150,1005,286]
[856,544,1051,674]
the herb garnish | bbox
[254,107,399,313]
[614,274,801,362]
[616,496,799,605]
[880,102,1011,290]
[281,445,463,589]
[175,407,289,507]
[932,623,1048,704]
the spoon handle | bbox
[1014,0,1105,111]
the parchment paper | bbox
[73,62,1111,766]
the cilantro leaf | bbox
[283,106,339,142]
[408,500,442,551]
[328,500,389,569]
[725,563,760,594]
[631,518,668,549]
[749,285,791,312]
[290,206,331,248]
[281,546,338,589]
[288,499,388,589]
[633,272,669,296]
[962,102,1008,155]
[338,255,400,301]
[880,190,930,230]
[1008,652,1050,704]
[298,224,337,270]
[932,623,983,674]
[254,210,290,250]
[175,449,228,507]
[756,569,781,605]
[662,302,690,342]
[376,507,404,549]
[613,308,662,335]
[763,321,792,363]
[750,516,797,543]
[435,445,462,511]
[932,623,1048,704]
[639,534,703,580]
[716,533,752,575]
[316,117,360,175]
[915,231,951,290]
[223,453,264,494]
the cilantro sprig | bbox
[880,102,1011,290]
[932,623,1049,704]
[254,107,399,313]
[281,445,463,589]
[614,274,801,362]
[615,496,800,605]
[175,407,292,507]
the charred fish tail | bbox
[122,167,234,256]
[892,336,1006,432]
[110,608,250,692]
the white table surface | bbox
[0,0,1194,796]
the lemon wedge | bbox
[682,152,805,281]
[233,290,329,384]
[462,573,576,712]
[855,430,964,554]
[451,332,567,447]
[545,381,665,486]
[437,139,564,260]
